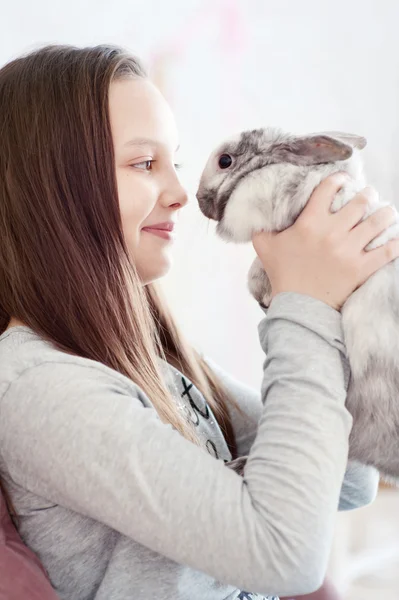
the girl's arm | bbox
[205,358,379,511]
[0,293,351,597]
[281,576,343,600]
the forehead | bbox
[108,78,178,149]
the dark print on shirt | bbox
[179,376,221,458]
[205,439,219,458]
[238,593,279,600]
[169,368,278,600]
[162,362,232,461]
[180,376,210,420]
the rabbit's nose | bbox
[196,187,218,221]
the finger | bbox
[361,237,399,283]
[351,205,397,249]
[251,229,277,243]
[252,229,277,253]
[333,187,376,231]
[300,172,351,220]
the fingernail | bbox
[333,171,351,183]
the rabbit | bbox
[196,127,399,482]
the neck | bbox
[6,317,26,330]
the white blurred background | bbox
[1,1,399,597]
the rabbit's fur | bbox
[197,128,399,481]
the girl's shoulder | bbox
[0,326,141,403]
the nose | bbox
[160,170,189,210]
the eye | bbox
[132,160,154,171]
[218,154,233,169]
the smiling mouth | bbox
[141,227,175,240]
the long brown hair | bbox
[0,44,244,516]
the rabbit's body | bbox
[196,127,399,480]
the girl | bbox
[0,43,397,600]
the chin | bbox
[139,258,172,285]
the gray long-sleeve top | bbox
[0,293,378,600]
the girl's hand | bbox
[252,173,399,310]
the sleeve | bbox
[338,461,379,511]
[0,292,353,598]
[204,358,379,512]
[203,356,262,457]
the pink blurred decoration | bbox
[219,0,248,54]
[217,0,249,126]
[149,0,215,101]
[149,0,248,124]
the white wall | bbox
[2,0,399,387]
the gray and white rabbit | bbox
[196,127,399,481]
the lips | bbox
[142,222,175,232]
[141,222,176,241]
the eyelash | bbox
[131,160,183,172]
[132,160,154,171]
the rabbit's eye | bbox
[218,154,233,169]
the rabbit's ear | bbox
[318,131,367,150]
[274,134,354,165]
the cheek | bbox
[134,236,173,284]
[117,172,157,246]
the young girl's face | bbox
[109,77,187,284]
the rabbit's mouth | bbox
[196,186,218,221]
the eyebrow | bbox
[123,136,180,151]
